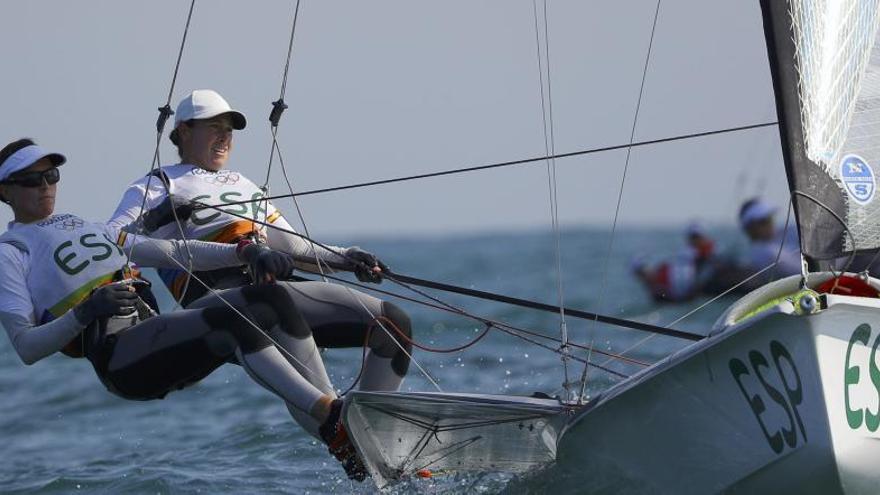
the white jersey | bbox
[109,164,281,243]
[666,251,699,301]
[0,214,127,324]
[743,227,802,277]
[0,213,242,364]
[109,163,347,298]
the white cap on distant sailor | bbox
[685,220,707,238]
[739,198,777,227]
[0,144,66,182]
[170,90,247,144]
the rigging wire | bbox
[761,197,794,284]
[256,0,358,286]
[275,141,329,281]
[194,203,704,341]
[116,1,393,398]
[577,338,594,404]
[123,2,799,392]
[192,120,779,212]
[385,270,700,339]
[258,0,328,281]
[345,279,445,392]
[123,5,331,387]
[116,1,676,401]
[124,0,197,275]
[790,190,858,279]
[128,237,336,397]
[605,197,796,364]
[177,203,645,376]
[381,273,645,375]
[586,0,662,356]
[727,118,772,213]
[532,0,571,394]
[168,200,648,378]
[291,271,649,367]
[598,261,781,368]
[252,0,440,391]
[262,0,300,187]
[666,198,795,329]
[124,1,198,309]
[186,203,663,378]
[380,272,635,375]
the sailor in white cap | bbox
[738,197,801,276]
[108,90,411,471]
[166,89,247,170]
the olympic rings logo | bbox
[54,218,84,231]
[192,169,241,186]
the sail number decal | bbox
[840,154,876,206]
[844,323,880,432]
[729,340,807,454]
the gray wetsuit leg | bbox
[90,285,329,421]
[277,281,413,392]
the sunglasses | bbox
[3,168,61,187]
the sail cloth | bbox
[761,0,880,263]
[344,391,570,488]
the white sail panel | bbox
[790,1,880,252]
[838,31,880,249]
[791,1,880,165]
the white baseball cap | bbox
[170,89,247,144]
[739,198,777,228]
[0,143,66,183]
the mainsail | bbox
[762,0,880,263]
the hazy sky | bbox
[0,0,789,237]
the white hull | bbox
[518,274,880,494]
[345,275,880,493]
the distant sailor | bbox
[0,138,366,480]
[107,90,412,448]
[738,197,801,277]
[631,222,716,302]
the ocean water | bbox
[0,227,754,494]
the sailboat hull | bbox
[344,276,880,493]
[529,278,880,494]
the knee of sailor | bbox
[381,302,413,377]
[201,305,275,354]
[366,301,412,357]
[382,301,412,339]
[240,284,313,339]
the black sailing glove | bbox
[73,282,140,325]
[238,243,296,283]
[345,246,387,284]
[141,194,194,233]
